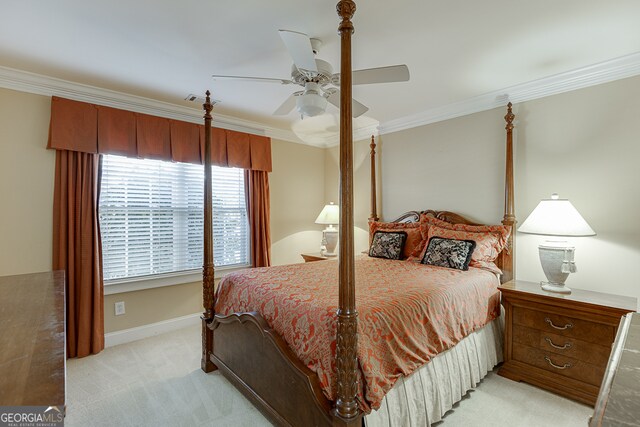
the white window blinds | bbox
[99,154,249,282]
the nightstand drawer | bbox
[512,325,611,366]
[512,344,605,387]
[513,306,614,345]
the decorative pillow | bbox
[422,224,507,272]
[421,237,476,271]
[369,221,424,259]
[419,214,511,259]
[369,231,407,260]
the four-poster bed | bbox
[199,2,516,426]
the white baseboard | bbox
[104,312,201,348]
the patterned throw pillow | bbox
[421,237,476,271]
[369,221,423,259]
[369,231,407,260]
[418,215,511,274]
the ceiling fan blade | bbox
[278,29,318,73]
[333,65,410,86]
[211,74,292,85]
[327,90,369,118]
[273,93,297,116]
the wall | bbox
[0,88,55,275]
[324,138,375,254]
[0,88,326,334]
[270,139,325,265]
[379,75,640,305]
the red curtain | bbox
[52,150,104,358]
[245,170,271,267]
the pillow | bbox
[369,221,424,259]
[423,224,507,272]
[421,237,476,271]
[419,214,511,257]
[369,231,407,260]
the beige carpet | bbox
[66,326,592,426]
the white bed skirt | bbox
[364,316,503,427]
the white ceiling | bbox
[2,0,640,144]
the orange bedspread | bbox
[215,255,500,412]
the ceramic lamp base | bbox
[541,281,572,294]
[324,229,338,257]
[538,241,576,294]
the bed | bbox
[198,2,516,426]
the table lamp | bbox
[315,202,339,256]
[518,193,595,293]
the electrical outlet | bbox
[114,301,125,316]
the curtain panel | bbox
[48,96,272,171]
[245,170,271,267]
[52,150,104,358]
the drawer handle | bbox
[545,337,572,350]
[545,317,573,330]
[544,356,572,370]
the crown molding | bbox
[378,51,640,135]
[0,65,306,145]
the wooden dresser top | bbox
[0,271,66,407]
[499,280,638,314]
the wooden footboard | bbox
[210,313,363,427]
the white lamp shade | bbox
[315,202,339,225]
[518,194,595,237]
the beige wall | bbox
[379,75,640,305]
[0,88,55,275]
[104,281,202,331]
[0,88,326,334]
[270,139,326,265]
[324,138,374,254]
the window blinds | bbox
[99,154,249,282]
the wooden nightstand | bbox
[301,252,330,262]
[498,280,637,406]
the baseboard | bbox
[104,312,201,348]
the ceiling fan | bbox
[212,30,410,119]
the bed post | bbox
[201,91,217,373]
[334,0,360,424]
[369,135,379,223]
[501,102,516,283]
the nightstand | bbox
[301,252,330,263]
[498,280,637,406]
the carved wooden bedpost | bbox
[369,135,379,223]
[501,102,516,283]
[334,0,360,424]
[201,91,217,373]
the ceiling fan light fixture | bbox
[296,83,327,117]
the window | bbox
[99,155,250,282]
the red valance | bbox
[48,97,98,153]
[97,106,137,157]
[136,113,171,160]
[48,96,272,172]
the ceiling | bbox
[2,0,640,144]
